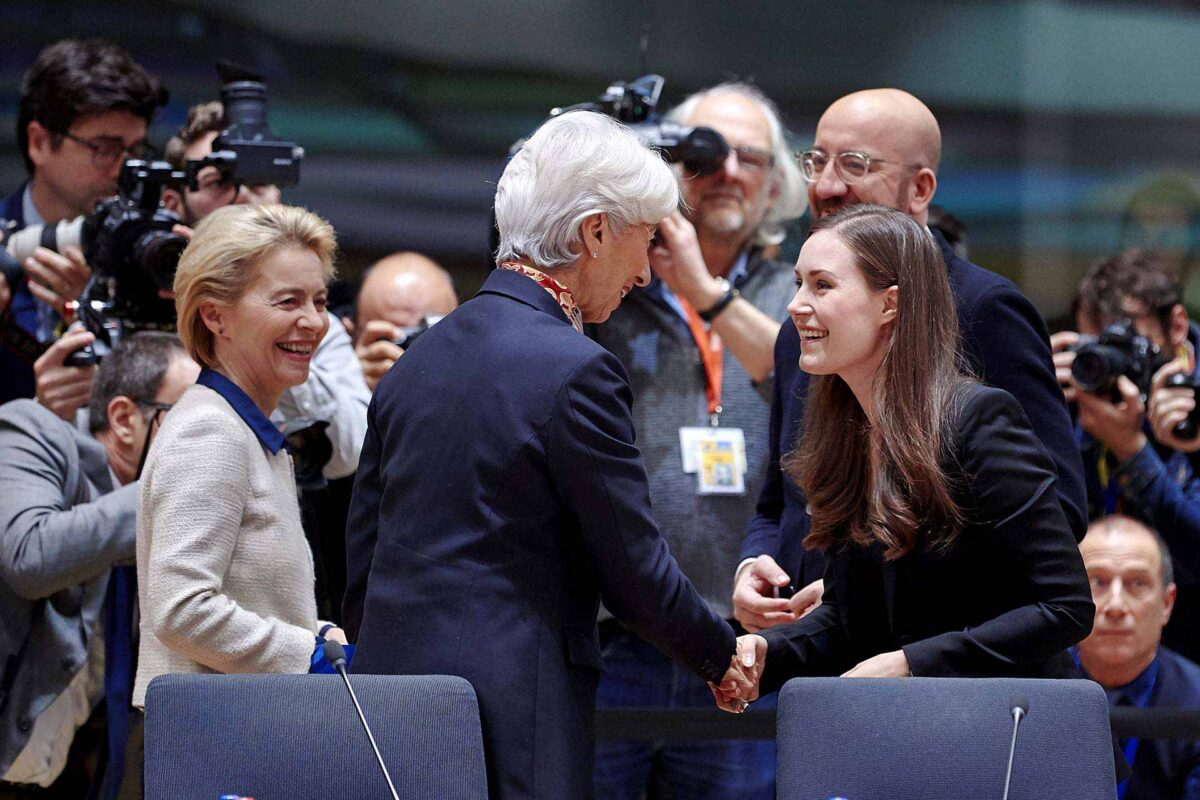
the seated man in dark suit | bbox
[1076,514,1200,800]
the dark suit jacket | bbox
[0,185,36,405]
[759,384,1094,689]
[1124,647,1200,800]
[344,268,736,800]
[742,229,1088,588]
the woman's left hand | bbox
[841,649,910,678]
[324,626,348,645]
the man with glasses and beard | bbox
[734,88,1085,647]
[0,333,197,798]
[2,39,167,407]
[588,82,806,800]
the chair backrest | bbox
[144,673,487,800]
[776,677,1117,800]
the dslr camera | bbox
[1071,319,1168,399]
[3,66,302,364]
[1069,318,1200,441]
[5,160,188,364]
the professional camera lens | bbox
[1071,344,1130,394]
[132,228,187,290]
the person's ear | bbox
[106,396,142,447]
[1163,581,1178,625]
[1168,303,1189,349]
[199,302,226,337]
[880,285,899,324]
[26,121,55,170]
[908,168,938,219]
[161,187,184,216]
[579,213,606,260]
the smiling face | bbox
[678,92,779,246]
[788,230,896,391]
[1077,521,1175,687]
[206,244,330,412]
[575,219,655,323]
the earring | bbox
[591,251,598,259]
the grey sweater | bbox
[591,250,795,617]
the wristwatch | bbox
[699,277,740,322]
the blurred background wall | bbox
[2,0,1199,322]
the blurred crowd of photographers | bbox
[2,35,1200,800]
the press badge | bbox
[679,426,747,495]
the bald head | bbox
[356,252,458,333]
[809,89,942,223]
[824,89,941,171]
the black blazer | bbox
[742,229,1088,589]
[760,384,1094,690]
[343,268,735,800]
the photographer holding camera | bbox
[1,39,166,408]
[588,82,806,800]
[353,252,458,391]
[1052,249,1200,662]
[159,93,369,485]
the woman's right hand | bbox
[322,626,348,645]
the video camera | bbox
[538,74,731,175]
[185,62,303,193]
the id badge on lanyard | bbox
[677,295,746,495]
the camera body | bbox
[1070,319,1169,400]
[390,315,445,350]
[6,160,188,363]
[1164,371,1200,441]
[185,67,303,192]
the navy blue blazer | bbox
[344,268,736,800]
[741,229,1088,587]
[1,185,36,405]
[759,384,1094,687]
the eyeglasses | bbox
[136,400,176,415]
[797,149,923,185]
[727,146,775,173]
[60,131,155,168]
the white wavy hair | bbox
[494,110,680,270]
[668,82,807,247]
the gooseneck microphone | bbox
[324,640,400,800]
[1000,694,1029,800]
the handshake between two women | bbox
[709,635,768,714]
[709,634,916,713]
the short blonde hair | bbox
[174,204,337,369]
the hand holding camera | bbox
[354,320,406,392]
[1148,360,1200,452]
[33,325,96,420]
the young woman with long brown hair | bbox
[718,204,1094,703]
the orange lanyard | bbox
[678,297,724,425]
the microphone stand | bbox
[325,641,400,800]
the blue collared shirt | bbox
[196,367,287,454]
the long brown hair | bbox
[784,204,969,560]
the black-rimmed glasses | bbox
[60,131,155,168]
